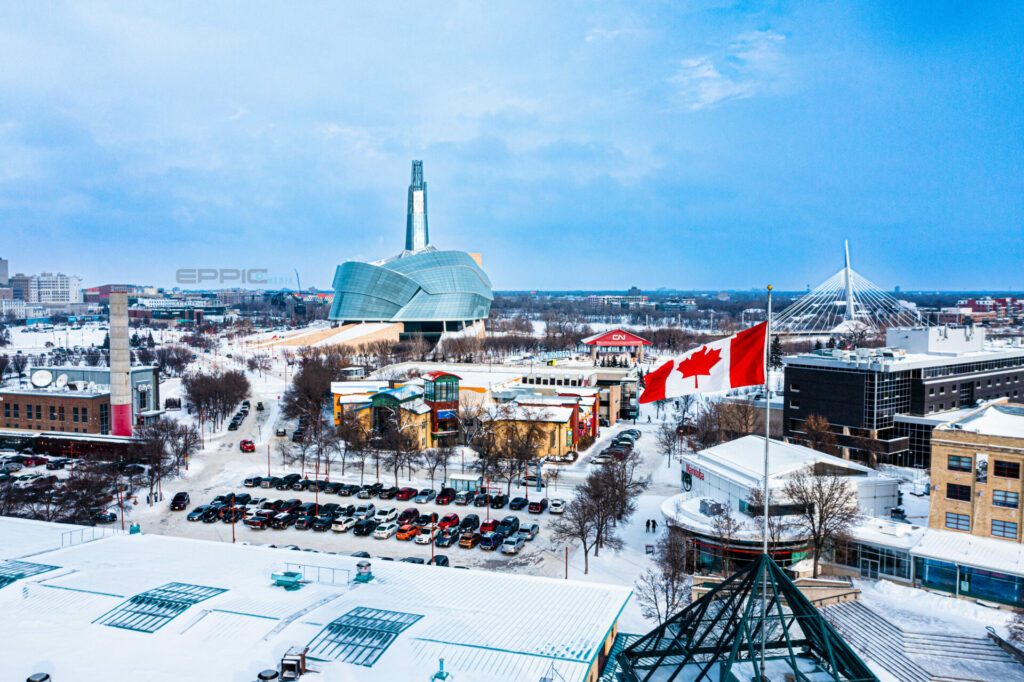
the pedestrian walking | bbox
[644,519,651,533]
[651,519,658,533]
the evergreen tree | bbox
[769,335,784,370]
[101,333,110,350]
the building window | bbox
[945,512,970,531]
[35,405,42,420]
[790,399,800,409]
[992,520,1018,539]
[2,404,8,418]
[994,460,1021,479]
[72,407,79,423]
[946,483,971,502]
[790,383,800,392]
[82,407,88,422]
[49,405,56,421]
[993,490,1019,509]
[12,404,18,419]
[59,406,64,422]
[947,455,972,472]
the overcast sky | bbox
[1,1,1021,291]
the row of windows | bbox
[947,455,1021,479]
[2,403,88,422]
[927,389,1021,413]
[945,513,1019,539]
[928,375,1022,396]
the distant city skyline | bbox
[1,2,1021,291]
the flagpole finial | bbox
[766,284,773,292]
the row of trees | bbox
[182,369,251,429]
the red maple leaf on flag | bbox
[676,346,722,389]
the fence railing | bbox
[60,526,125,548]
[284,563,352,587]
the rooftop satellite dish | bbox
[55,374,68,389]
[30,369,53,388]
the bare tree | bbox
[781,465,860,577]
[799,414,840,457]
[746,485,795,549]
[687,402,723,451]
[634,530,693,624]
[550,494,602,575]
[423,446,454,489]
[0,354,11,384]
[11,353,28,381]
[719,401,760,440]
[709,504,743,576]
[656,420,683,468]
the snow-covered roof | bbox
[330,380,389,396]
[685,436,874,489]
[494,405,575,423]
[1,520,631,682]
[911,529,1024,576]
[851,518,929,551]
[940,402,1024,440]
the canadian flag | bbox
[639,322,767,403]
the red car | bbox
[435,487,456,505]
[395,487,418,501]
[438,513,460,530]
[397,507,420,525]
[22,456,48,467]
[480,519,498,534]
[239,440,256,453]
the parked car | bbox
[256,402,264,411]
[45,458,67,470]
[489,494,509,510]
[528,499,549,514]
[458,531,482,549]
[227,421,240,431]
[221,508,246,523]
[22,456,48,467]
[239,440,256,453]
[351,551,371,558]
[622,428,641,439]
[414,489,436,503]
[459,514,480,532]
[428,555,450,566]
[453,491,473,505]
[93,510,117,524]
[169,492,190,511]
[549,499,566,514]
[435,530,459,548]
[591,454,613,465]
[375,507,398,523]
[337,484,360,496]
[260,476,282,489]
[496,516,520,537]
[479,531,506,551]
[276,474,301,490]
[323,482,342,495]
[271,512,298,529]
[435,488,456,505]
[244,510,276,529]
[243,476,263,488]
[395,486,418,501]
[508,497,529,511]
[187,505,210,521]
[294,515,316,530]
[438,513,460,530]
[332,516,357,532]
[397,507,419,524]
[379,486,400,500]
[396,524,420,541]
[517,523,541,541]
[312,515,334,532]
[414,529,436,545]
[373,522,399,539]
[472,493,490,507]
[400,556,425,564]
[275,427,287,437]
[501,535,526,555]
[354,503,376,519]
[480,519,498,534]
[352,519,379,536]
[415,512,439,528]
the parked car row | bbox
[592,428,642,464]
[182,490,543,556]
[227,400,251,432]
[238,474,565,515]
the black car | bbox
[508,497,528,511]
[459,514,480,532]
[312,515,334,532]
[337,484,360,497]
[323,482,342,495]
[497,515,520,536]
[93,510,117,524]
[278,498,302,513]
[295,515,316,530]
[379,486,400,500]
[271,512,298,529]
[291,479,312,491]
[401,557,425,564]
[45,458,67,470]
[276,474,301,490]
[261,476,282,489]
[415,512,439,528]
[336,504,356,518]
[320,503,340,516]
[351,551,371,558]
[202,508,221,523]
[169,492,190,511]
[428,555,450,566]
[227,421,240,431]
[489,494,508,510]
[352,519,379,536]
[243,476,263,488]
[434,530,459,548]
[187,505,210,521]
[296,502,318,516]
[473,493,490,507]
[291,429,305,442]
[221,508,245,523]
[230,493,252,506]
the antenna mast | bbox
[843,239,855,322]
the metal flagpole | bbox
[760,284,773,680]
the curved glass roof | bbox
[329,250,492,324]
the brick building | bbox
[929,401,1024,543]
[0,386,111,434]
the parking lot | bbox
[154,471,565,569]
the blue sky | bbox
[0,1,1021,291]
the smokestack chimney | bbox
[109,290,132,437]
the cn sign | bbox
[610,333,627,341]
[685,463,705,481]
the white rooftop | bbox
[912,528,1024,576]
[0,519,631,682]
[941,402,1024,440]
[685,436,874,489]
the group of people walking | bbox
[644,518,658,533]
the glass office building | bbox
[329,161,493,336]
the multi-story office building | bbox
[0,386,111,434]
[929,401,1024,544]
[783,327,1024,467]
[0,256,8,286]
[8,272,83,304]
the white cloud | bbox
[669,29,787,110]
